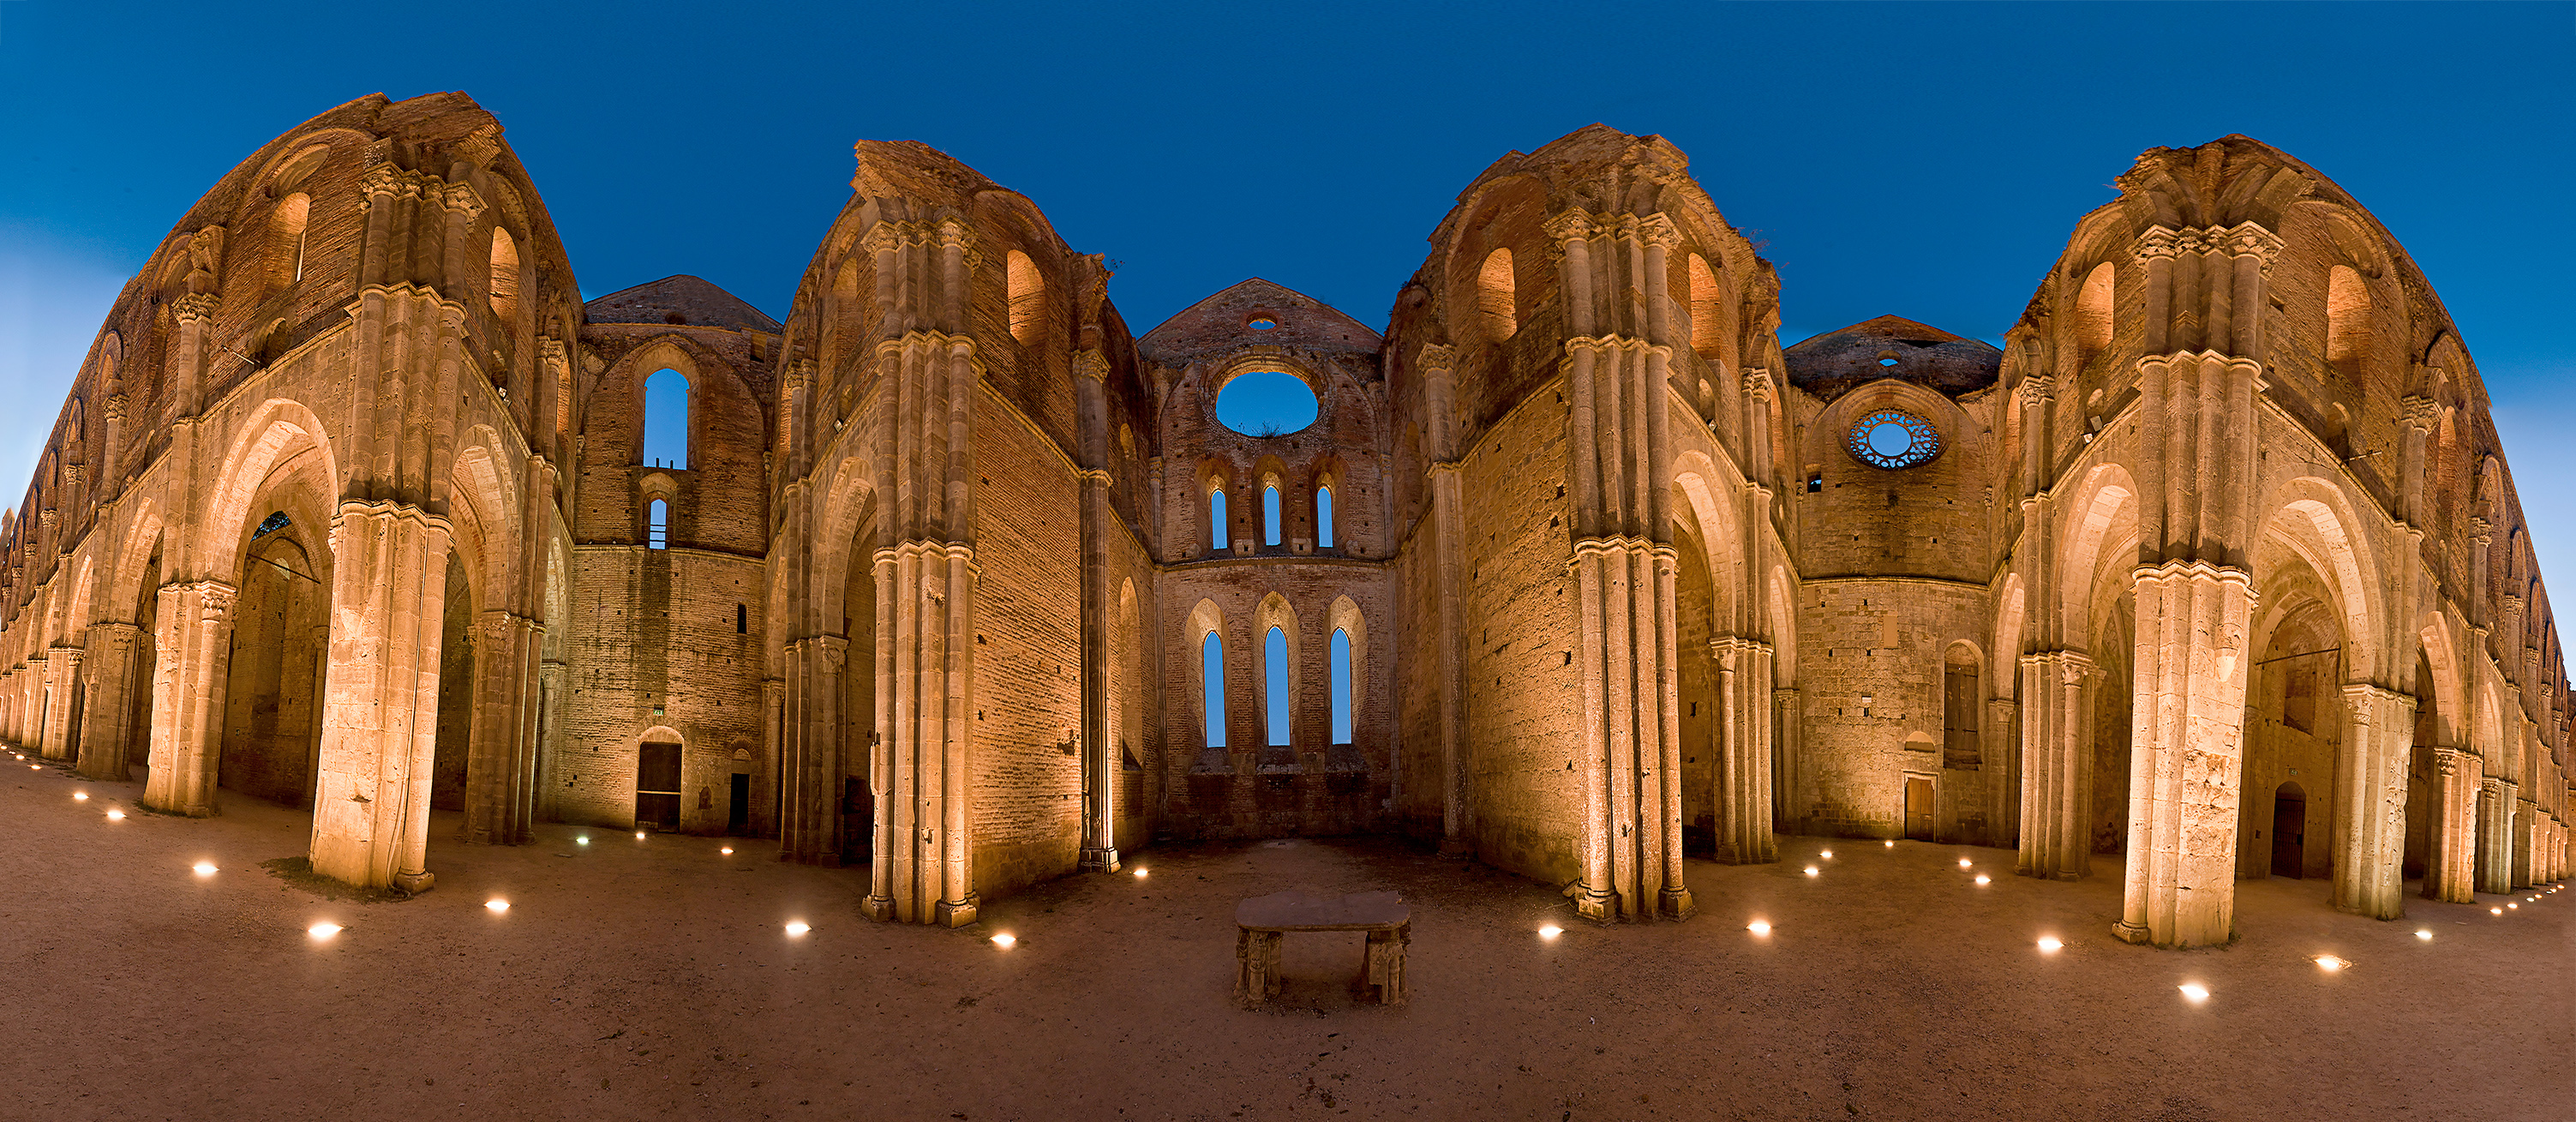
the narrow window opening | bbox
[1330,628,1353,745]
[1263,484,1282,546]
[643,368,690,469]
[1316,485,1335,549]
[1209,487,1230,551]
[1265,626,1291,747]
[1201,632,1226,747]
[488,227,521,324]
[1007,249,1045,345]
[273,194,310,287]
[646,499,668,549]
[1477,247,1517,341]
[735,603,747,633]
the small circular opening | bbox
[1215,371,1318,437]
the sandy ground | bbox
[1,754,2568,1122]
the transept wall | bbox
[2,95,2565,940]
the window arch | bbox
[646,498,669,549]
[1942,643,1980,771]
[2327,264,2370,384]
[1208,483,1229,551]
[271,193,310,287]
[1686,252,1723,358]
[2074,261,2114,360]
[1330,628,1353,744]
[1264,627,1291,746]
[488,227,521,324]
[1477,248,1517,341]
[643,368,690,469]
[1315,483,1335,549]
[1201,631,1226,747]
[1007,249,1044,345]
[1262,477,1283,547]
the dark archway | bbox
[2272,781,2308,879]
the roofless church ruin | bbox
[2,92,2565,945]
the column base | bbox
[935,894,979,928]
[2112,921,2151,945]
[1435,837,1475,861]
[862,896,896,922]
[1079,846,1121,873]
[1573,885,1618,923]
[392,870,436,895]
[1658,885,1696,921]
[2053,872,2080,883]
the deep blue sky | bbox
[2,2,2569,579]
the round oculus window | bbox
[1846,409,1940,469]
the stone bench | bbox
[1234,890,1410,1006]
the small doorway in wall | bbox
[2271,782,2306,879]
[728,774,752,834]
[636,741,682,830]
[840,775,873,866]
[1903,777,1934,841]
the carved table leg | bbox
[1363,923,1409,1005]
[1236,928,1282,1004]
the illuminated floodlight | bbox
[27,765,37,771]
[635,831,647,840]
[991,933,1017,948]
[575,837,590,845]
[720,847,734,855]
[1974,874,1992,885]
[1819,850,1834,859]
[1746,921,1772,935]
[2507,903,2519,910]
[2314,956,2350,971]
[2491,907,2504,915]
[105,810,125,821]
[1804,866,1819,877]
[72,792,87,801]
[1537,925,1563,939]
[486,900,510,913]
[1133,868,1148,878]
[2415,929,2433,940]
[1958,858,1974,868]
[785,921,811,937]
[2036,937,2063,952]
[2178,983,2209,1002]
[309,923,341,939]
[1884,840,1895,849]
[192,862,218,876]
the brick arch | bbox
[808,453,880,639]
[1668,451,1745,631]
[2054,461,2140,649]
[2256,475,2390,681]
[195,397,338,585]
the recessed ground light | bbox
[72,792,87,801]
[1819,849,1833,859]
[1538,925,1562,939]
[487,899,510,912]
[192,862,217,876]
[2178,984,2210,1002]
[2415,929,2433,940]
[1958,858,1973,868]
[1884,841,1895,849]
[991,933,1016,948]
[635,831,646,840]
[2314,956,2350,971]
[1133,868,1147,878]
[2490,907,2503,915]
[575,837,589,845]
[2037,937,2062,952]
[1803,866,1818,876]
[105,810,125,821]
[1974,874,1992,885]
[309,923,341,939]
[1746,921,1772,935]
[2507,903,2519,909]
[785,921,811,937]
[720,847,734,855]
[27,765,37,771]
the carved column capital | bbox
[2215,220,2284,263]
[2015,374,2056,407]
[1073,347,1109,382]
[440,182,487,223]
[171,293,221,326]
[1740,368,1775,405]
[1637,213,1684,251]
[2133,226,2183,264]
[1417,342,1456,374]
[2400,394,2443,432]
[1543,208,1596,243]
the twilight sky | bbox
[1,2,2568,578]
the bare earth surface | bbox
[2,758,2567,1121]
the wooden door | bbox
[635,741,682,829]
[1903,777,1934,840]
[2271,788,2306,879]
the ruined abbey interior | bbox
[3,92,2567,948]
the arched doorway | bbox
[2272,781,2308,879]
[218,514,329,808]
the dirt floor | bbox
[1,754,2567,1121]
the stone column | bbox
[538,659,569,823]
[308,503,452,892]
[39,645,83,761]
[1417,343,1474,860]
[1774,687,1803,833]
[1075,348,1118,874]
[2017,651,2094,880]
[2116,562,2255,948]
[76,622,144,781]
[2333,683,2413,919]
[1986,696,2021,849]
[142,580,236,817]
[463,610,540,845]
[1712,636,1775,865]
[2476,777,2514,895]
[778,633,846,863]
[2423,747,2483,903]
[2513,796,2540,889]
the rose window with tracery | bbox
[1846,409,1940,469]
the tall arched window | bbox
[2074,261,2114,360]
[646,499,669,549]
[643,368,690,469]
[2327,264,2370,384]
[1477,247,1517,341]
[1316,485,1335,549]
[488,227,520,323]
[1330,628,1353,744]
[1265,626,1291,747]
[1209,485,1229,550]
[272,193,310,286]
[1942,645,1980,771]
[1201,632,1226,747]
[1687,252,1723,358]
[1007,249,1044,344]
[1263,483,1282,546]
